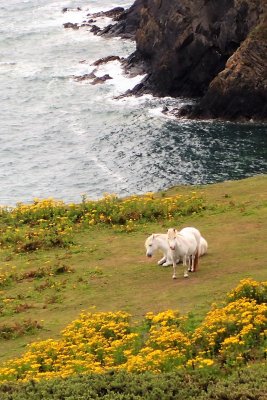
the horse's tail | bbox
[193,250,199,271]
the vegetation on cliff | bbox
[0,175,266,397]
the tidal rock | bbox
[97,0,144,39]
[91,74,112,85]
[91,55,122,66]
[87,7,125,19]
[62,7,82,13]
[63,22,79,30]
[90,25,101,34]
[73,71,97,81]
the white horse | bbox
[178,227,202,271]
[145,234,174,266]
[145,228,207,268]
[167,228,199,279]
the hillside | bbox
[0,175,266,364]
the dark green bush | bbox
[0,364,266,400]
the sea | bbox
[0,0,266,206]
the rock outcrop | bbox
[190,17,267,120]
[110,0,266,120]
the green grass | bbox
[0,175,266,363]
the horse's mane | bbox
[145,233,167,245]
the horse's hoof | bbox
[184,274,189,278]
[172,275,177,279]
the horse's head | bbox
[167,228,177,251]
[145,234,156,257]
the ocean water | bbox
[0,0,266,206]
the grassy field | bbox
[0,174,266,364]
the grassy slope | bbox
[0,175,266,363]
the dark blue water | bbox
[0,1,266,206]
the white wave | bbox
[148,107,177,120]
[94,60,146,94]
[91,155,124,183]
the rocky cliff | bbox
[112,0,266,121]
[191,16,267,120]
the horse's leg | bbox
[187,255,192,272]
[163,258,173,267]
[163,250,175,267]
[190,254,195,272]
[193,250,199,271]
[158,256,167,265]
[183,255,189,278]
[172,252,177,279]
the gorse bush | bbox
[0,279,266,384]
[0,362,266,400]
[227,278,267,304]
[0,193,205,251]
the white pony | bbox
[145,233,174,266]
[145,227,207,267]
[167,228,199,279]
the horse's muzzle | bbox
[146,253,152,258]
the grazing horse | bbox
[167,228,199,279]
[145,234,174,266]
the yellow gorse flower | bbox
[0,280,266,383]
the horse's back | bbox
[178,232,198,255]
[179,227,201,245]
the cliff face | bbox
[120,0,266,120]
[193,17,267,120]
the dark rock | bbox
[91,74,113,85]
[176,105,194,118]
[87,7,125,19]
[92,55,122,66]
[192,28,267,121]
[162,106,169,113]
[62,7,82,13]
[90,25,101,34]
[98,24,114,35]
[73,71,97,81]
[97,0,144,39]
[133,0,265,98]
[119,0,266,120]
[121,49,148,78]
[63,22,79,30]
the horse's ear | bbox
[152,234,155,238]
